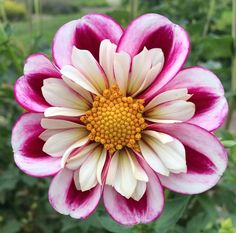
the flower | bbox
[12,13,228,225]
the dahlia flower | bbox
[12,13,228,225]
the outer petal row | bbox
[159,67,228,131]
[48,169,102,219]
[14,54,60,112]
[103,156,164,225]
[52,13,123,68]
[11,113,61,177]
[148,123,228,194]
[118,13,190,99]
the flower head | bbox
[12,13,228,225]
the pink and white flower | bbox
[12,13,228,225]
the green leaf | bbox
[0,219,21,233]
[153,195,190,233]
[97,215,132,233]
[186,213,210,233]
[221,140,236,148]
[0,166,19,192]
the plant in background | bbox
[12,13,228,225]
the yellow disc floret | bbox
[81,85,147,154]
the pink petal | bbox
[52,13,123,68]
[48,169,102,219]
[14,54,60,112]
[11,113,61,177]
[148,123,227,194]
[117,13,190,100]
[103,157,164,225]
[159,67,228,131]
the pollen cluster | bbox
[81,85,147,154]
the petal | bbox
[97,149,107,184]
[14,54,60,112]
[139,140,170,176]
[11,113,61,177]
[62,76,93,104]
[128,47,151,95]
[113,51,131,95]
[60,137,90,168]
[127,151,149,182]
[160,67,228,131]
[39,129,65,141]
[117,13,190,100]
[145,100,195,123]
[44,107,86,117]
[48,169,102,219]
[42,78,90,110]
[144,88,191,111]
[66,143,99,170]
[24,53,60,77]
[79,147,104,191]
[141,130,186,174]
[131,181,146,201]
[71,47,107,93]
[119,151,137,199]
[103,157,164,225]
[41,118,82,129]
[149,123,228,194]
[105,151,119,186]
[52,14,123,68]
[42,128,88,157]
[61,65,100,95]
[99,39,117,86]
[128,48,164,97]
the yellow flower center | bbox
[81,85,147,154]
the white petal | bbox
[145,100,195,122]
[139,139,170,176]
[99,39,117,86]
[132,48,164,97]
[127,150,148,182]
[72,46,107,93]
[79,147,102,191]
[128,47,151,95]
[66,143,98,170]
[143,130,173,144]
[96,148,107,185]
[145,133,187,174]
[73,169,81,190]
[41,118,82,129]
[44,107,86,117]
[120,150,137,199]
[149,48,165,66]
[145,88,191,111]
[106,152,119,185]
[61,65,100,95]
[114,51,131,95]
[42,128,88,157]
[131,181,146,201]
[61,136,89,168]
[39,129,64,141]
[62,76,93,104]
[42,78,89,109]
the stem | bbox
[225,0,236,129]
[25,0,33,50]
[130,0,139,20]
[202,0,215,37]
[34,0,42,37]
[0,0,8,24]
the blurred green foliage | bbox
[0,0,236,232]
[3,0,27,20]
